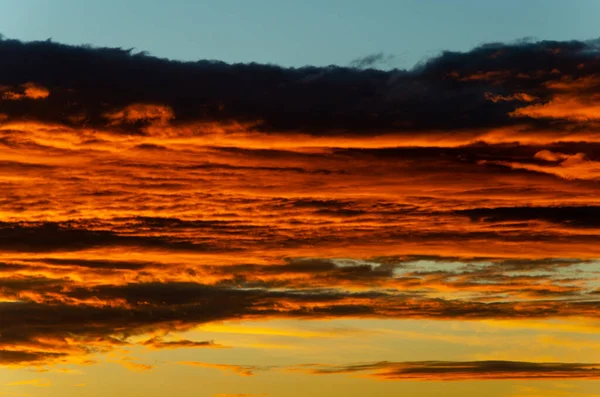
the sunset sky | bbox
[1,2,600,397]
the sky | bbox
[1,0,600,68]
[1,2,600,397]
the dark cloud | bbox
[180,358,600,381]
[140,337,226,349]
[0,37,599,134]
[291,360,600,380]
[0,263,598,367]
[349,53,396,69]
[28,258,152,270]
[457,206,600,228]
[0,222,228,252]
[0,350,67,366]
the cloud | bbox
[484,92,538,103]
[104,104,174,126]
[1,269,598,367]
[0,36,598,138]
[1,82,49,100]
[456,206,600,228]
[178,359,600,381]
[288,360,600,381]
[178,361,263,376]
[0,350,68,366]
[0,222,224,252]
[115,356,155,372]
[349,53,395,69]
[0,35,600,371]
[140,337,228,349]
[483,150,600,180]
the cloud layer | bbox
[1,37,600,369]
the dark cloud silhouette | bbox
[457,206,600,228]
[0,350,67,366]
[0,37,599,135]
[290,360,600,380]
[29,258,152,270]
[1,273,599,365]
[179,358,600,381]
[0,222,228,252]
[140,337,227,349]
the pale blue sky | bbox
[0,0,599,68]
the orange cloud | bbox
[104,104,174,125]
[2,82,50,100]
[178,362,261,376]
[483,150,600,180]
[113,355,155,372]
[510,94,600,122]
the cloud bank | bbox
[1,37,600,369]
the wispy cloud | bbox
[288,360,600,381]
